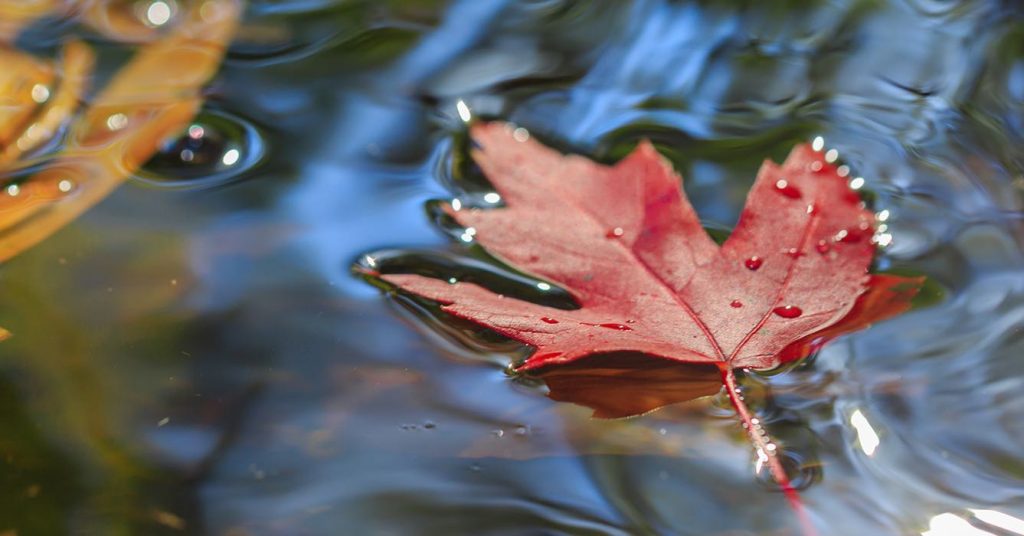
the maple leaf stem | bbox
[719,366,818,536]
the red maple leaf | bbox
[370,122,922,534]
[381,122,919,372]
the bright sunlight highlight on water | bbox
[106,113,128,131]
[970,509,1024,535]
[146,1,173,27]
[850,409,880,456]
[31,83,50,103]
[922,513,995,536]
[222,149,240,166]
[456,100,471,123]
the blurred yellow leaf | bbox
[81,0,180,43]
[0,0,243,263]
[0,40,94,166]
[0,1,243,340]
[0,0,192,44]
[0,47,54,152]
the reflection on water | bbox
[2,0,1024,534]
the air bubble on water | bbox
[135,109,265,189]
[754,449,821,491]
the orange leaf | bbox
[0,0,242,262]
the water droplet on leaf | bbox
[582,322,633,331]
[773,305,803,318]
[834,228,864,243]
[773,179,801,199]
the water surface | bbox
[2,1,1024,534]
